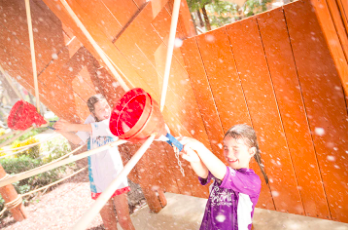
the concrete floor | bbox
[124,193,348,230]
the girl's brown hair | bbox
[225,124,269,184]
[87,94,106,122]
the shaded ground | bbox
[2,173,348,230]
[0,170,107,230]
[0,130,145,230]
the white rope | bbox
[37,145,84,169]
[23,166,87,196]
[25,0,40,113]
[160,0,182,112]
[0,139,126,188]
[59,0,131,92]
[0,133,58,153]
[0,167,87,216]
[0,127,33,149]
[72,134,156,230]
[0,206,7,216]
[0,131,19,142]
[0,146,32,160]
[4,195,22,210]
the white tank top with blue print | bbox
[76,115,128,193]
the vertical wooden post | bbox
[0,164,27,221]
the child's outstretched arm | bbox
[54,119,114,138]
[54,119,92,133]
[180,147,209,179]
[180,137,227,181]
[57,131,83,145]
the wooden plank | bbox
[135,142,180,194]
[0,0,67,73]
[308,0,348,94]
[39,66,83,117]
[0,5,87,123]
[257,8,331,219]
[114,1,168,55]
[165,0,196,39]
[225,18,304,214]
[196,30,251,131]
[181,37,227,199]
[42,0,139,90]
[43,0,196,138]
[177,0,196,38]
[73,92,91,121]
[336,0,348,33]
[284,0,348,222]
[101,0,139,27]
[74,0,123,40]
[192,30,275,210]
[151,7,186,67]
[44,0,213,198]
[0,23,46,85]
[132,0,147,9]
[55,48,97,101]
[326,0,348,61]
[114,9,211,154]
[89,65,126,108]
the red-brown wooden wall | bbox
[182,0,348,222]
[1,0,348,223]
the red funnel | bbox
[109,88,166,142]
[7,100,47,130]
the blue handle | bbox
[48,120,57,130]
[165,133,183,151]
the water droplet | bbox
[315,127,325,136]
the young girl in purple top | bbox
[180,124,268,230]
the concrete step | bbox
[123,192,348,230]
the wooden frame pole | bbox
[59,0,131,92]
[160,0,182,112]
[24,0,40,113]
[72,134,156,230]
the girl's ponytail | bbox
[254,150,268,184]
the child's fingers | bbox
[180,151,193,162]
[181,153,190,162]
[177,136,191,144]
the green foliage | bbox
[11,137,40,159]
[243,0,272,16]
[0,136,75,219]
[188,0,274,30]
[187,0,214,11]
[206,1,237,28]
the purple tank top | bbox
[199,167,261,230]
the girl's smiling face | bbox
[223,136,256,169]
[93,99,111,121]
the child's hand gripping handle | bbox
[165,133,183,152]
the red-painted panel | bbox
[257,7,331,219]
[0,0,66,73]
[196,30,251,131]
[225,18,304,214]
[284,0,348,222]
[101,0,139,27]
[151,7,186,67]
[181,38,227,198]
[192,29,275,210]
[74,0,123,40]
